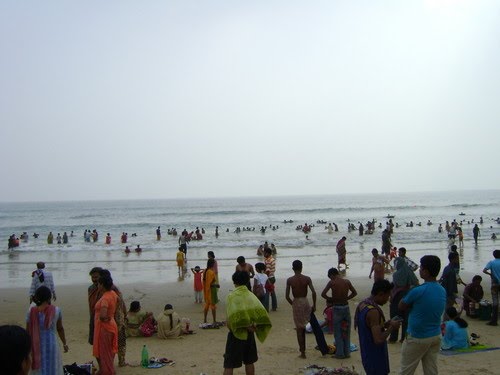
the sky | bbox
[1,1,499,202]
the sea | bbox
[1,190,499,288]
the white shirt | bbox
[29,269,56,298]
[254,272,268,287]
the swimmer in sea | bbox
[135,245,142,252]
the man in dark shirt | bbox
[440,252,459,316]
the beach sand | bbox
[1,272,499,375]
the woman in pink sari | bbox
[93,274,119,375]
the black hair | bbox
[446,307,468,328]
[450,244,458,253]
[164,304,174,329]
[99,274,113,290]
[208,251,215,258]
[398,247,407,255]
[448,252,459,261]
[327,267,339,278]
[99,269,112,278]
[89,267,103,275]
[292,260,302,271]
[33,285,52,306]
[237,256,245,264]
[420,255,441,277]
[0,325,31,375]
[129,301,140,313]
[255,262,266,273]
[371,279,393,295]
[472,275,482,282]
[232,270,250,286]
[493,250,500,259]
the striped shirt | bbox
[265,256,276,277]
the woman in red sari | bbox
[93,274,118,375]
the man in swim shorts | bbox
[285,260,317,358]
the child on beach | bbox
[191,266,204,303]
[254,262,270,311]
[306,298,333,334]
[176,247,185,276]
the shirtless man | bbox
[285,260,317,358]
[321,268,357,359]
[235,256,255,290]
[369,248,390,281]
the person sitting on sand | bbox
[441,307,469,350]
[463,275,484,317]
[126,301,155,337]
[306,298,333,334]
[157,304,189,339]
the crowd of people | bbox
[2,228,500,375]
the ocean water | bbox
[1,190,499,288]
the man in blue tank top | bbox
[483,249,500,326]
[399,255,446,375]
[355,279,401,375]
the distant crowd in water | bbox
[6,215,500,251]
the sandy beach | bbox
[1,268,499,375]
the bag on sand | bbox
[139,316,157,337]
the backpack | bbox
[252,279,265,298]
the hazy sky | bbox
[1,1,499,202]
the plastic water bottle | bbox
[141,345,149,367]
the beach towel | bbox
[439,345,500,356]
[226,285,272,342]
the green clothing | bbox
[126,310,147,337]
[226,285,272,342]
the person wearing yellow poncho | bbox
[223,271,272,375]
